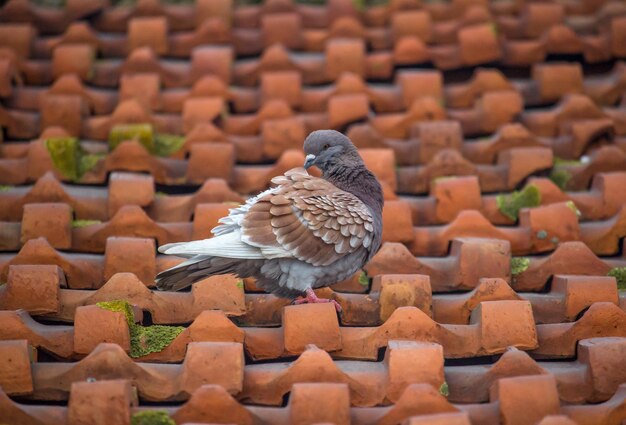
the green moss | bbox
[496,184,541,221]
[549,169,572,191]
[72,219,102,228]
[432,176,457,184]
[131,410,175,425]
[156,191,167,198]
[554,157,582,166]
[352,0,366,11]
[439,382,449,397]
[131,325,184,358]
[608,267,626,291]
[45,137,103,182]
[0,185,13,192]
[96,300,135,327]
[511,257,530,276]
[565,200,581,218]
[153,134,185,157]
[358,271,370,288]
[235,279,244,290]
[96,300,184,358]
[108,124,185,157]
[109,124,154,153]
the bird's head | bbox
[303,130,362,174]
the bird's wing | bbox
[241,168,375,266]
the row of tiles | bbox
[2,77,625,141]
[1,231,625,292]
[2,367,626,424]
[1,11,625,66]
[1,130,625,193]
[2,258,625,326]
[1,169,625,225]
[1,0,625,65]
[1,195,625,255]
[2,0,624,32]
[4,61,626,117]
[1,64,625,123]
[1,281,625,360]
[1,337,625,405]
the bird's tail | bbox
[155,255,238,292]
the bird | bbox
[155,130,384,311]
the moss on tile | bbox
[608,267,626,291]
[496,184,541,221]
[0,185,13,192]
[549,169,572,190]
[565,200,581,218]
[96,300,135,327]
[432,175,458,184]
[553,157,582,166]
[131,410,175,425]
[439,382,449,397]
[109,124,154,153]
[153,133,185,157]
[108,124,185,157]
[131,325,184,358]
[358,270,370,287]
[45,137,103,182]
[511,257,530,276]
[72,219,102,228]
[96,300,184,358]
[235,279,244,290]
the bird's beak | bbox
[304,154,316,169]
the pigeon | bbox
[155,130,384,311]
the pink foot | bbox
[293,288,342,312]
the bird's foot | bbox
[293,288,342,312]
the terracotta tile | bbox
[326,38,365,80]
[511,241,611,291]
[73,305,131,355]
[0,23,35,60]
[68,379,136,425]
[0,385,67,425]
[261,117,306,160]
[290,383,350,425]
[336,300,537,360]
[490,374,560,425]
[531,63,584,104]
[52,272,245,325]
[128,17,168,55]
[0,264,64,315]
[367,238,510,292]
[52,44,95,82]
[187,143,235,184]
[534,303,626,358]
[403,412,471,425]
[432,278,521,324]
[108,172,155,217]
[376,274,432,321]
[20,203,73,250]
[172,385,257,425]
[103,237,156,287]
[0,339,33,396]
[0,310,74,358]
[283,303,341,355]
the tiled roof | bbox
[0,0,625,424]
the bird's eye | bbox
[322,144,330,150]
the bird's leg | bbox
[293,288,342,312]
